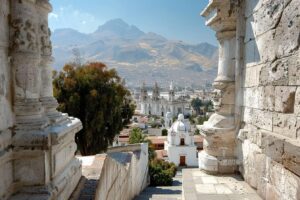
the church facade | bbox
[139,82,192,117]
[164,113,198,167]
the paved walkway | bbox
[182,169,263,200]
[135,168,263,200]
[134,170,183,200]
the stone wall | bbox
[95,143,149,200]
[237,0,300,199]
[201,0,299,199]
[74,143,149,200]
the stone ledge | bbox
[107,143,142,153]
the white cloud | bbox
[49,5,98,33]
[49,13,59,19]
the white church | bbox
[164,113,198,167]
[138,82,192,117]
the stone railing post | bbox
[198,0,237,174]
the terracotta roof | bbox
[118,137,129,143]
[155,150,168,159]
[147,136,167,144]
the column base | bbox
[40,97,68,125]
[198,151,237,174]
[11,116,82,200]
[14,99,48,130]
[10,158,82,200]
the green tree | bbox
[203,100,213,112]
[191,97,202,115]
[53,62,135,155]
[129,127,147,144]
[161,129,168,136]
[197,116,209,125]
[129,127,156,160]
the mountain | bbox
[51,18,218,88]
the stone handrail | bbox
[106,143,143,153]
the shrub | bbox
[161,129,168,136]
[149,159,177,186]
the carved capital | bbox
[36,0,53,12]
[201,0,237,33]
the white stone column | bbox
[198,0,238,174]
[8,1,82,199]
[10,0,48,129]
[37,0,64,124]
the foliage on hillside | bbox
[53,62,135,155]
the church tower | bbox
[152,82,160,101]
[168,81,175,101]
[140,82,148,115]
[140,82,148,102]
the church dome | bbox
[176,121,186,132]
[178,114,184,121]
[167,114,193,146]
[170,114,189,133]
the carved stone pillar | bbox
[9,1,82,199]
[10,0,48,130]
[198,0,237,174]
[37,0,65,124]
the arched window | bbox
[180,138,185,146]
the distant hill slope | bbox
[51,18,218,88]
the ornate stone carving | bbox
[10,18,37,53]
[40,25,52,56]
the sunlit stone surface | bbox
[199,0,300,199]
[0,1,82,199]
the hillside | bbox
[51,19,218,87]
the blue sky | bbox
[49,0,217,45]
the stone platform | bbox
[182,169,262,200]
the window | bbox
[180,138,185,146]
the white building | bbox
[164,113,198,167]
[139,82,192,117]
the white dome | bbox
[176,121,186,132]
[178,114,184,121]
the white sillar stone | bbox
[244,65,262,88]
[253,0,285,36]
[244,39,260,67]
[273,113,298,139]
[274,86,296,113]
[295,87,300,116]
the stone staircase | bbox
[134,171,182,200]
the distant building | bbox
[138,82,192,117]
